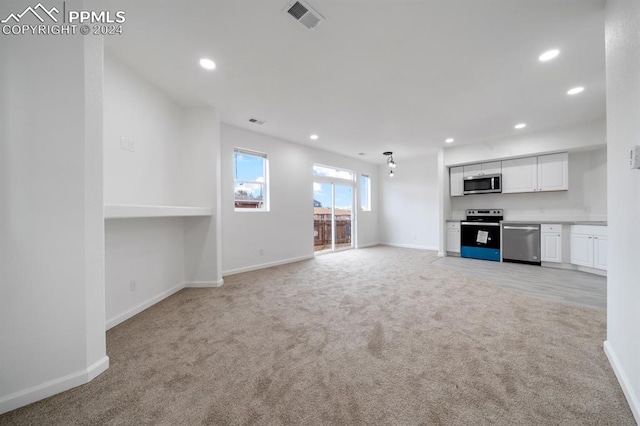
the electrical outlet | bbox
[120,136,128,150]
[259,249,264,256]
[130,280,136,291]
[128,140,136,152]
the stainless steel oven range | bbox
[460,209,503,262]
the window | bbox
[234,148,268,211]
[312,164,355,181]
[361,174,371,211]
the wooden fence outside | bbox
[314,219,352,250]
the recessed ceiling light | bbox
[445,138,454,143]
[514,123,527,129]
[567,86,585,95]
[538,49,560,62]
[310,134,319,140]
[199,58,216,70]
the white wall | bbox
[450,148,607,222]
[378,153,440,250]
[103,54,221,328]
[104,52,186,207]
[182,109,222,286]
[221,124,379,275]
[0,6,108,413]
[444,117,606,166]
[604,0,640,422]
[105,218,185,328]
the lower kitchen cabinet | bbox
[570,225,607,271]
[593,235,608,270]
[540,224,562,263]
[446,221,460,253]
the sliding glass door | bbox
[313,182,333,252]
[313,177,354,253]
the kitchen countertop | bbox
[446,219,607,226]
[500,220,607,226]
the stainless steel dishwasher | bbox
[502,223,541,265]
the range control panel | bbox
[466,209,503,217]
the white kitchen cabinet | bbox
[479,161,502,176]
[593,236,608,270]
[463,161,501,177]
[537,153,568,191]
[502,157,538,193]
[449,166,464,197]
[462,163,481,177]
[502,153,568,194]
[541,224,562,263]
[446,222,461,253]
[570,234,593,267]
[570,225,607,271]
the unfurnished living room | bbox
[1,0,639,425]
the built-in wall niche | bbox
[103,53,216,219]
[103,53,221,331]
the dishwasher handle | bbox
[503,225,540,231]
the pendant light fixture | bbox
[383,151,396,177]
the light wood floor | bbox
[432,256,606,310]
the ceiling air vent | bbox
[248,118,265,125]
[283,0,324,30]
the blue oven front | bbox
[460,221,501,262]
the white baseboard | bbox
[541,262,607,277]
[223,255,314,277]
[604,340,640,423]
[184,279,224,288]
[357,242,379,248]
[106,282,185,330]
[379,242,439,251]
[0,355,109,415]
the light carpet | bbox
[1,246,635,425]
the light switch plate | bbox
[630,145,640,169]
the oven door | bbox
[460,222,501,261]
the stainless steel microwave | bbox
[463,174,502,195]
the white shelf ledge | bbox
[104,204,213,219]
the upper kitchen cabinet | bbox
[537,153,568,191]
[502,153,568,194]
[502,157,538,193]
[463,161,501,177]
[450,166,464,197]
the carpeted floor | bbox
[1,246,635,425]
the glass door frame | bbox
[313,176,356,254]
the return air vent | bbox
[248,118,265,125]
[283,0,324,30]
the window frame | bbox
[312,164,356,182]
[233,148,269,212]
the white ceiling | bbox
[102,0,606,164]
